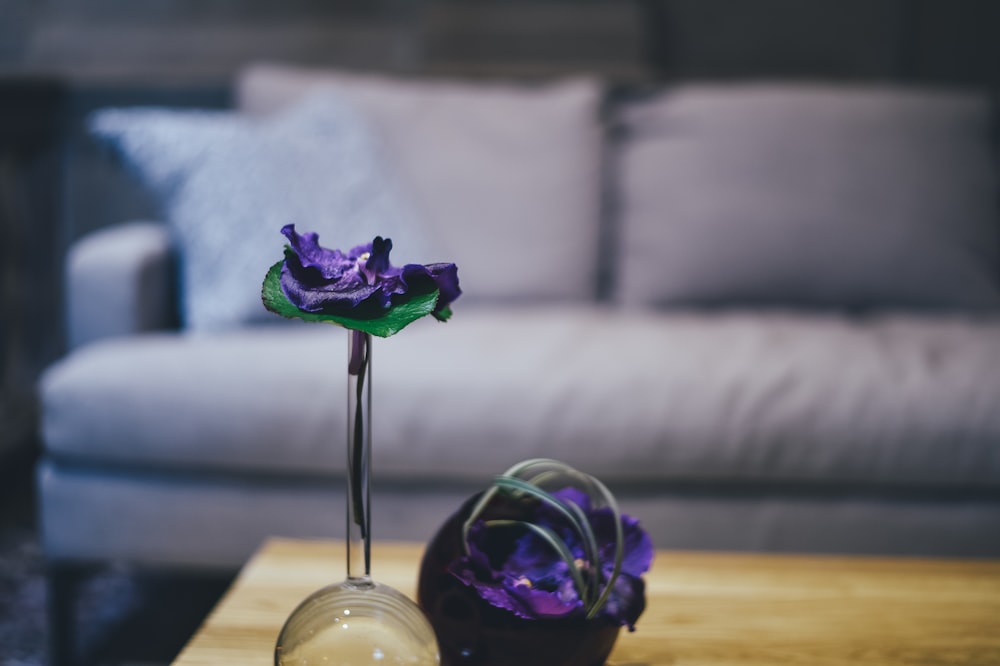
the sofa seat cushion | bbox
[41,307,1000,490]
[38,461,1000,568]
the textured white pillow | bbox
[615,84,1000,311]
[237,63,604,303]
[91,92,431,331]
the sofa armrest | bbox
[66,221,177,349]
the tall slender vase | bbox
[274,330,440,665]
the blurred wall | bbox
[3,1,997,87]
[643,0,1000,87]
[1,0,646,85]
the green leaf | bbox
[261,259,440,338]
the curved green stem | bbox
[460,458,627,618]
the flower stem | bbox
[346,329,372,583]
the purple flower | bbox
[279,224,460,321]
[448,488,653,630]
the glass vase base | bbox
[275,579,439,665]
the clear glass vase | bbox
[275,330,440,665]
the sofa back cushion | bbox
[91,93,427,331]
[614,84,1000,311]
[238,64,605,304]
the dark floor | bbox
[0,445,233,666]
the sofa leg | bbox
[46,563,82,666]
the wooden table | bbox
[173,538,1000,666]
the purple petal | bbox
[551,487,592,513]
[591,511,654,579]
[396,264,438,301]
[451,520,586,620]
[280,263,378,312]
[451,565,584,620]
[504,578,583,618]
[448,497,651,626]
[279,225,380,312]
[600,574,646,631]
[504,538,573,584]
[277,226,459,321]
[281,224,359,280]
[468,579,534,618]
[426,262,461,315]
[363,236,394,283]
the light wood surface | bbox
[173,538,1000,666]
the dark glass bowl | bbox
[417,493,621,666]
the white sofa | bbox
[37,63,1000,659]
